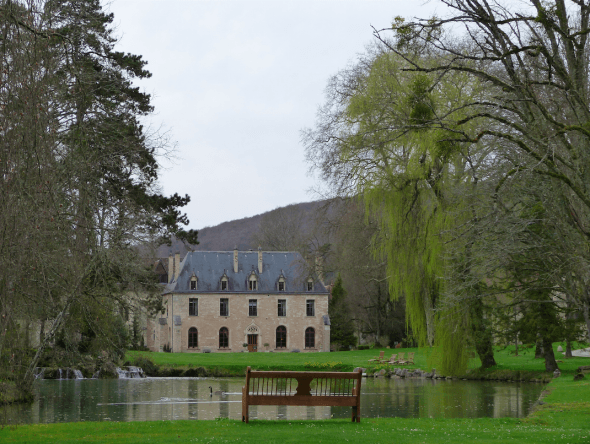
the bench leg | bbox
[242,388,249,423]
[351,405,360,423]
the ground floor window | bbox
[188,327,198,348]
[219,327,229,348]
[305,327,315,348]
[276,326,286,348]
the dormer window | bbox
[220,272,229,291]
[307,278,314,292]
[278,275,286,291]
[190,276,197,291]
[248,273,258,291]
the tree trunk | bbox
[534,337,543,359]
[583,303,590,345]
[470,297,497,368]
[542,336,558,373]
[565,339,573,358]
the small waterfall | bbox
[128,366,145,378]
[34,367,45,380]
[116,366,146,379]
[58,368,63,379]
[91,370,100,379]
[73,369,84,379]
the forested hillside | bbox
[156,200,329,256]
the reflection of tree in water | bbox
[277,405,287,420]
[218,381,230,418]
[187,379,199,420]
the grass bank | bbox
[126,342,589,380]
[1,375,589,443]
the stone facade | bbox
[147,249,330,353]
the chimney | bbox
[233,247,239,273]
[174,252,181,281]
[258,246,263,273]
[168,253,173,284]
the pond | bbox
[1,377,545,424]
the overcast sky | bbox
[108,0,441,230]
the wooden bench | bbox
[241,366,362,423]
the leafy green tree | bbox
[305,46,497,374]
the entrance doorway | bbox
[247,334,258,352]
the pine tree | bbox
[329,274,357,350]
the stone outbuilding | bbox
[147,248,330,353]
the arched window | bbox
[188,327,198,348]
[305,327,315,349]
[219,327,229,348]
[276,326,287,348]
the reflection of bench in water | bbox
[241,366,362,423]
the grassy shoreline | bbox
[124,344,587,382]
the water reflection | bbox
[0,377,545,424]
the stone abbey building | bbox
[147,249,330,353]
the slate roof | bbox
[163,250,328,295]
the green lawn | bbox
[1,376,589,443]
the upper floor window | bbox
[307,278,314,292]
[249,299,257,316]
[221,274,228,291]
[189,298,198,316]
[249,274,258,291]
[190,276,197,291]
[278,299,286,317]
[220,298,229,317]
[306,300,315,317]
[278,275,286,291]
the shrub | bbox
[130,355,159,376]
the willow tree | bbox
[373,0,590,347]
[305,45,497,373]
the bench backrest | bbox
[244,367,362,398]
